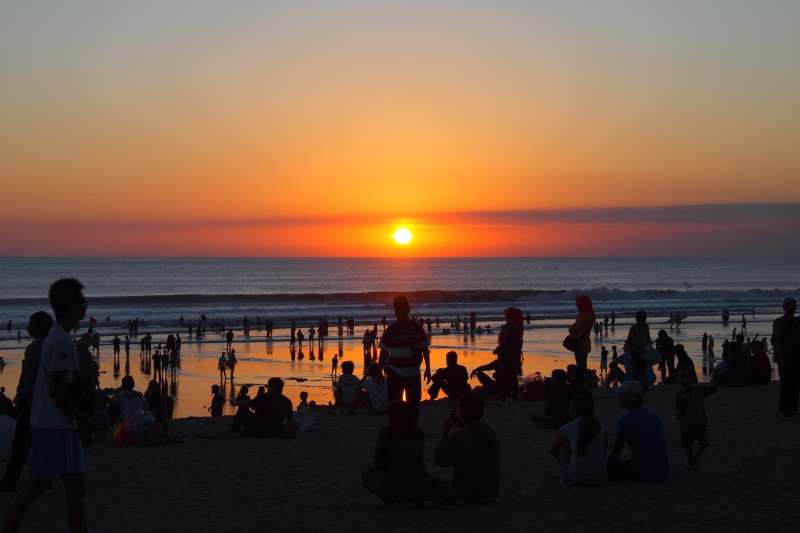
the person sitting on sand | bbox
[231,385,252,432]
[607,381,669,482]
[550,394,607,485]
[427,351,470,401]
[245,377,295,437]
[434,391,500,502]
[361,363,389,414]
[297,391,309,411]
[209,384,225,417]
[362,402,440,505]
[675,367,717,470]
[530,369,573,429]
[335,361,362,414]
[107,376,144,427]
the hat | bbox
[617,380,643,398]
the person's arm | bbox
[549,430,568,458]
[470,359,498,379]
[434,418,456,467]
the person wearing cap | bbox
[379,296,430,417]
[607,381,669,482]
[773,297,800,415]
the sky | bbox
[1,1,798,257]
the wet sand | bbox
[0,382,796,532]
[0,313,779,418]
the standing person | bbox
[209,385,225,417]
[491,307,525,401]
[112,335,121,357]
[225,329,234,351]
[227,350,238,381]
[626,311,652,390]
[217,352,227,382]
[3,279,92,533]
[599,346,609,377]
[707,335,716,360]
[773,297,800,416]
[701,333,708,354]
[379,296,430,417]
[1,312,54,492]
[655,330,676,383]
[566,295,595,371]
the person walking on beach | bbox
[773,297,800,416]
[566,295,595,371]
[218,352,227,382]
[225,329,234,351]
[227,350,238,381]
[600,346,609,377]
[379,295,430,418]
[1,312,53,493]
[707,335,715,361]
[3,279,92,533]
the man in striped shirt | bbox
[379,295,431,416]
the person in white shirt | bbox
[4,278,92,533]
[550,394,608,485]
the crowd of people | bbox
[1,278,798,530]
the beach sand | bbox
[1,382,797,532]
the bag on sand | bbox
[562,335,580,353]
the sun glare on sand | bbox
[393,227,413,246]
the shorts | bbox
[29,427,85,479]
[680,426,708,449]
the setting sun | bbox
[392,227,413,246]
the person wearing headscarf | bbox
[569,296,595,370]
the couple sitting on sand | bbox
[229,377,296,438]
[548,381,670,485]
[362,391,500,506]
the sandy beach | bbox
[1,382,797,532]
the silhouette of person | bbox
[379,296,430,418]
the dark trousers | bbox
[1,421,31,488]
[387,371,421,416]
[574,350,588,371]
[778,364,800,415]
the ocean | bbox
[0,257,798,331]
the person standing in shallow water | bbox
[379,296,430,418]
[568,295,595,371]
[773,297,800,416]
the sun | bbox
[392,227,413,245]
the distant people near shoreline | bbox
[379,296,430,418]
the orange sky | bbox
[1,3,798,256]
